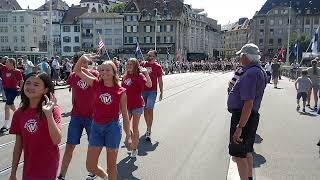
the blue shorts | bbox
[67,116,93,145]
[89,120,122,149]
[128,107,144,115]
[142,91,157,109]
[4,88,18,105]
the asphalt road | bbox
[0,72,319,180]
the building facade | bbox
[80,0,109,13]
[250,0,320,59]
[0,10,43,52]
[79,12,124,55]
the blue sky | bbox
[17,0,267,25]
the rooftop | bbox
[35,0,69,11]
[0,0,21,10]
[258,0,320,15]
[61,6,88,24]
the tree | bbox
[108,3,126,13]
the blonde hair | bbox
[127,58,140,76]
[100,60,120,86]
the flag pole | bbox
[105,48,111,61]
[138,41,144,62]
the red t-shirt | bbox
[143,62,163,91]
[67,70,99,118]
[92,80,126,124]
[121,73,146,110]
[9,106,62,180]
[0,64,23,89]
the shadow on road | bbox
[255,134,263,144]
[117,156,140,180]
[137,136,159,156]
[253,152,266,168]
[61,112,71,118]
[299,111,318,117]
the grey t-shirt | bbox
[296,76,312,93]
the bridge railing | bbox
[281,66,308,80]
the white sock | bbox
[102,176,108,180]
[3,120,9,128]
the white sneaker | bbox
[130,149,138,158]
[86,172,97,180]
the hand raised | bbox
[42,93,57,115]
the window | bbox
[166,25,171,32]
[305,28,310,34]
[73,46,80,52]
[157,36,161,43]
[260,20,264,25]
[132,15,138,21]
[274,10,278,14]
[278,29,283,34]
[145,36,152,43]
[171,25,174,32]
[128,37,133,44]
[105,29,112,35]
[21,36,25,43]
[13,36,18,43]
[278,38,282,45]
[33,17,36,23]
[259,29,264,36]
[132,26,138,33]
[315,18,319,25]
[63,26,71,32]
[63,36,71,43]
[95,19,103,24]
[105,19,112,24]
[133,37,137,43]
[306,18,310,25]
[114,19,122,24]
[0,36,8,42]
[270,19,274,26]
[74,26,80,32]
[96,29,102,34]
[259,39,263,46]
[13,16,16,23]
[115,39,122,45]
[279,19,283,25]
[126,16,131,21]
[20,26,24,32]
[63,46,71,52]
[113,28,122,35]
[145,26,151,33]
[20,16,24,22]
[156,25,161,32]
[33,27,37,33]
[75,36,80,43]
[269,39,274,46]
[13,26,17,32]
[21,46,25,51]
[126,26,132,33]
[105,38,112,46]
[0,16,8,23]
[34,36,37,43]
[14,46,18,51]
[191,27,195,33]
[270,29,274,35]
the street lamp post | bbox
[154,8,158,51]
[286,1,292,65]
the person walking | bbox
[52,56,61,86]
[22,55,35,77]
[227,43,267,180]
[271,59,280,88]
[38,57,51,75]
[0,58,24,134]
[306,59,320,110]
[74,54,132,180]
[122,58,152,158]
[295,70,312,113]
[264,60,272,83]
[142,50,163,142]
[0,56,6,102]
[57,54,99,180]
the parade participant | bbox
[0,58,24,133]
[306,59,320,110]
[57,54,99,180]
[9,72,62,180]
[122,58,152,158]
[295,70,312,113]
[227,44,267,180]
[142,50,163,142]
[74,54,132,180]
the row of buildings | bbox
[0,0,319,61]
[0,0,222,61]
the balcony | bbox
[82,33,93,38]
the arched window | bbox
[91,7,97,13]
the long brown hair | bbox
[101,60,120,86]
[127,58,140,76]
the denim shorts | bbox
[297,92,307,102]
[128,107,144,115]
[4,88,18,105]
[67,116,93,145]
[89,120,122,149]
[142,91,157,109]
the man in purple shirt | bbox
[227,43,267,180]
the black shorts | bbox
[229,111,260,158]
[297,92,307,101]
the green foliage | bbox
[108,3,126,13]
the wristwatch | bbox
[236,124,244,129]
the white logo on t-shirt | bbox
[24,119,38,133]
[124,78,132,86]
[146,67,152,73]
[99,93,112,105]
[6,73,11,78]
[77,80,89,90]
